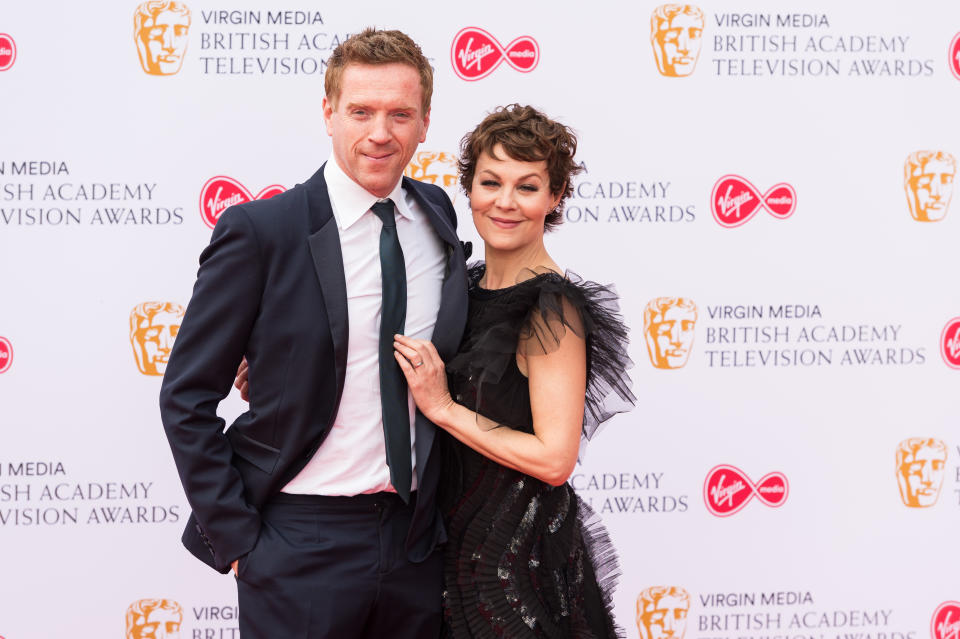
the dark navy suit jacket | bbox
[159,165,468,573]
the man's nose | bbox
[368,115,391,144]
[919,463,933,484]
[158,328,173,351]
[676,31,690,53]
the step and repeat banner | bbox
[1,1,958,637]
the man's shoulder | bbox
[237,182,309,223]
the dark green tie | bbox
[371,199,411,503]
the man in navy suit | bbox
[159,28,467,638]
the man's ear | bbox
[322,96,335,136]
[420,108,431,143]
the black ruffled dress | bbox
[440,264,636,639]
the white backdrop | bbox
[1,1,958,637]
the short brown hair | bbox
[458,104,582,231]
[325,28,433,114]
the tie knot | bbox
[371,199,396,228]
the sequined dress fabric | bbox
[440,264,636,639]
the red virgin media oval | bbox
[0,34,17,71]
[703,464,788,517]
[0,336,13,374]
[950,33,960,81]
[932,601,960,639]
[199,176,285,229]
[450,27,539,81]
[941,317,960,369]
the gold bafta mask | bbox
[896,438,948,508]
[130,301,185,376]
[637,586,691,639]
[134,1,191,76]
[126,599,182,639]
[650,5,705,77]
[904,151,956,222]
[644,297,697,369]
[405,151,460,204]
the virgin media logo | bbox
[941,317,960,369]
[932,602,960,639]
[0,34,17,72]
[711,175,796,228]
[450,27,539,81]
[199,177,285,229]
[703,464,788,516]
[0,336,13,374]
[950,33,960,81]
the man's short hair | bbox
[458,104,582,231]
[651,5,705,34]
[904,150,957,182]
[644,298,697,327]
[324,28,433,114]
[134,1,191,33]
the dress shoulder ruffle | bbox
[446,263,637,445]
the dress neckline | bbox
[470,263,563,299]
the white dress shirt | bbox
[282,156,447,496]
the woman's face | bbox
[469,145,560,253]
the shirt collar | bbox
[324,154,414,230]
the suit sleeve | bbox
[159,205,264,571]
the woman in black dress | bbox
[393,104,636,638]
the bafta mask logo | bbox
[933,602,960,639]
[0,33,16,72]
[942,317,960,369]
[650,5,704,77]
[0,336,12,374]
[896,438,948,508]
[199,176,285,229]
[644,298,697,369]
[405,152,460,204]
[134,1,191,76]
[126,599,182,639]
[637,586,690,639]
[130,302,185,376]
[950,33,960,81]
[904,151,956,222]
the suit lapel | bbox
[404,179,469,479]
[403,178,469,362]
[305,166,349,409]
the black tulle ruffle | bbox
[445,263,636,448]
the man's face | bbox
[129,607,181,639]
[323,63,430,198]
[135,310,180,375]
[898,445,947,507]
[638,594,689,639]
[137,9,190,75]
[907,159,955,221]
[646,305,696,369]
[653,12,703,76]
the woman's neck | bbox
[481,240,559,289]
